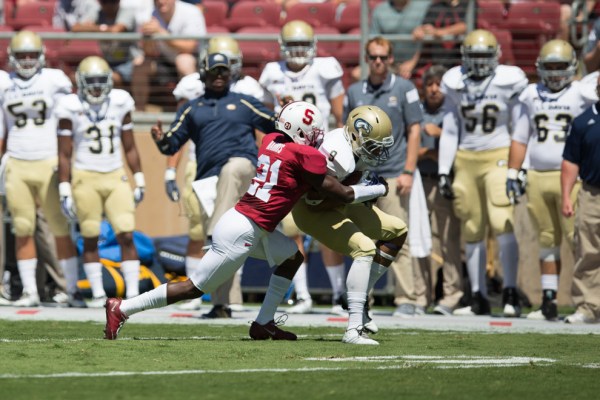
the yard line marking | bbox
[305,355,556,367]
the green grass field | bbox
[1,320,599,400]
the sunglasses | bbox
[367,54,389,62]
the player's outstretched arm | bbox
[304,172,388,205]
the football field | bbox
[0,304,599,400]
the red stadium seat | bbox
[206,25,230,34]
[336,28,361,65]
[225,2,282,32]
[0,26,14,70]
[477,0,505,29]
[283,2,337,27]
[56,39,103,79]
[237,26,280,77]
[488,28,515,66]
[6,0,56,31]
[335,2,362,33]
[313,26,341,58]
[201,1,229,27]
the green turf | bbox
[0,320,598,400]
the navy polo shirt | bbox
[160,89,276,180]
[563,102,600,187]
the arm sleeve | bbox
[511,102,530,145]
[403,85,425,126]
[243,97,276,133]
[438,106,460,175]
[299,148,327,176]
[562,120,582,164]
[161,105,193,155]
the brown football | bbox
[341,170,363,185]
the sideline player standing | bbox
[103,101,389,340]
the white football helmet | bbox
[345,105,394,167]
[461,29,500,78]
[536,39,577,92]
[279,20,316,67]
[8,30,45,79]
[275,101,324,147]
[76,56,113,105]
[207,36,242,79]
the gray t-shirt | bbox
[53,0,100,30]
[370,0,431,63]
[344,73,424,178]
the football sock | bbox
[120,283,167,316]
[541,274,559,291]
[256,274,291,325]
[59,256,79,294]
[367,262,388,294]
[17,258,37,295]
[497,233,518,288]
[292,262,311,301]
[121,260,140,298]
[465,241,487,297]
[325,263,345,300]
[347,291,367,331]
[84,262,106,298]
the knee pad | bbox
[111,214,135,234]
[80,220,101,238]
[539,247,560,262]
[349,234,376,259]
[188,221,205,241]
[12,216,35,237]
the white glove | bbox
[58,182,77,221]
[0,153,8,196]
[164,167,180,202]
[133,172,145,206]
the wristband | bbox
[58,182,72,197]
[402,169,414,176]
[351,184,386,204]
[507,168,519,180]
[133,172,145,188]
[122,122,134,131]
[58,129,72,136]
[164,167,177,181]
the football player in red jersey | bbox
[104,101,389,341]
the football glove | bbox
[506,168,526,205]
[58,182,77,221]
[133,172,145,206]
[164,167,180,202]
[438,174,455,200]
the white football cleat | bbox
[362,305,378,334]
[13,291,40,307]
[342,328,379,345]
[88,295,108,309]
[177,298,203,311]
[287,298,313,314]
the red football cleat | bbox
[249,319,297,341]
[104,298,128,340]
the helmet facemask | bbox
[346,105,395,167]
[536,40,577,92]
[8,31,46,79]
[76,57,113,105]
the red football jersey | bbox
[235,133,327,231]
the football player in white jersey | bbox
[163,36,269,314]
[438,29,529,317]
[291,105,406,345]
[507,40,597,320]
[260,20,348,314]
[0,31,80,307]
[55,56,146,307]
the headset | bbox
[199,53,209,82]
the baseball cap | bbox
[206,53,230,70]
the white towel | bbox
[191,175,219,218]
[408,169,432,258]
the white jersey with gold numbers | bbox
[0,68,72,160]
[260,57,344,130]
[513,80,597,171]
[54,89,135,172]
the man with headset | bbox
[152,53,276,317]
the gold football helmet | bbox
[279,20,316,67]
[76,56,113,105]
[345,105,394,167]
[461,29,500,78]
[207,36,242,79]
[8,30,45,79]
[536,39,577,92]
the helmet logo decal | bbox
[354,118,373,138]
[284,121,291,130]
[302,108,314,125]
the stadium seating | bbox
[314,26,341,58]
[224,1,282,32]
[283,2,337,27]
[5,0,56,31]
[489,28,515,66]
[0,26,14,69]
[335,27,361,66]
[56,39,103,79]
[237,26,281,80]
[20,26,66,68]
[477,0,505,29]
[335,2,362,33]
[201,1,229,27]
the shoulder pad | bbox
[259,62,280,86]
[580,70,599,86]
[173,73,204,101]
[315,57,343,80]
[518,83,537,103]
[110,89,135,110]
[319,128,356,180]
[441,66,465,92]
[54,94,83,118]
[232,76,266,102]
[492,65,528,87]
[574,79,599,102]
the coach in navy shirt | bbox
[561,78,600,324]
